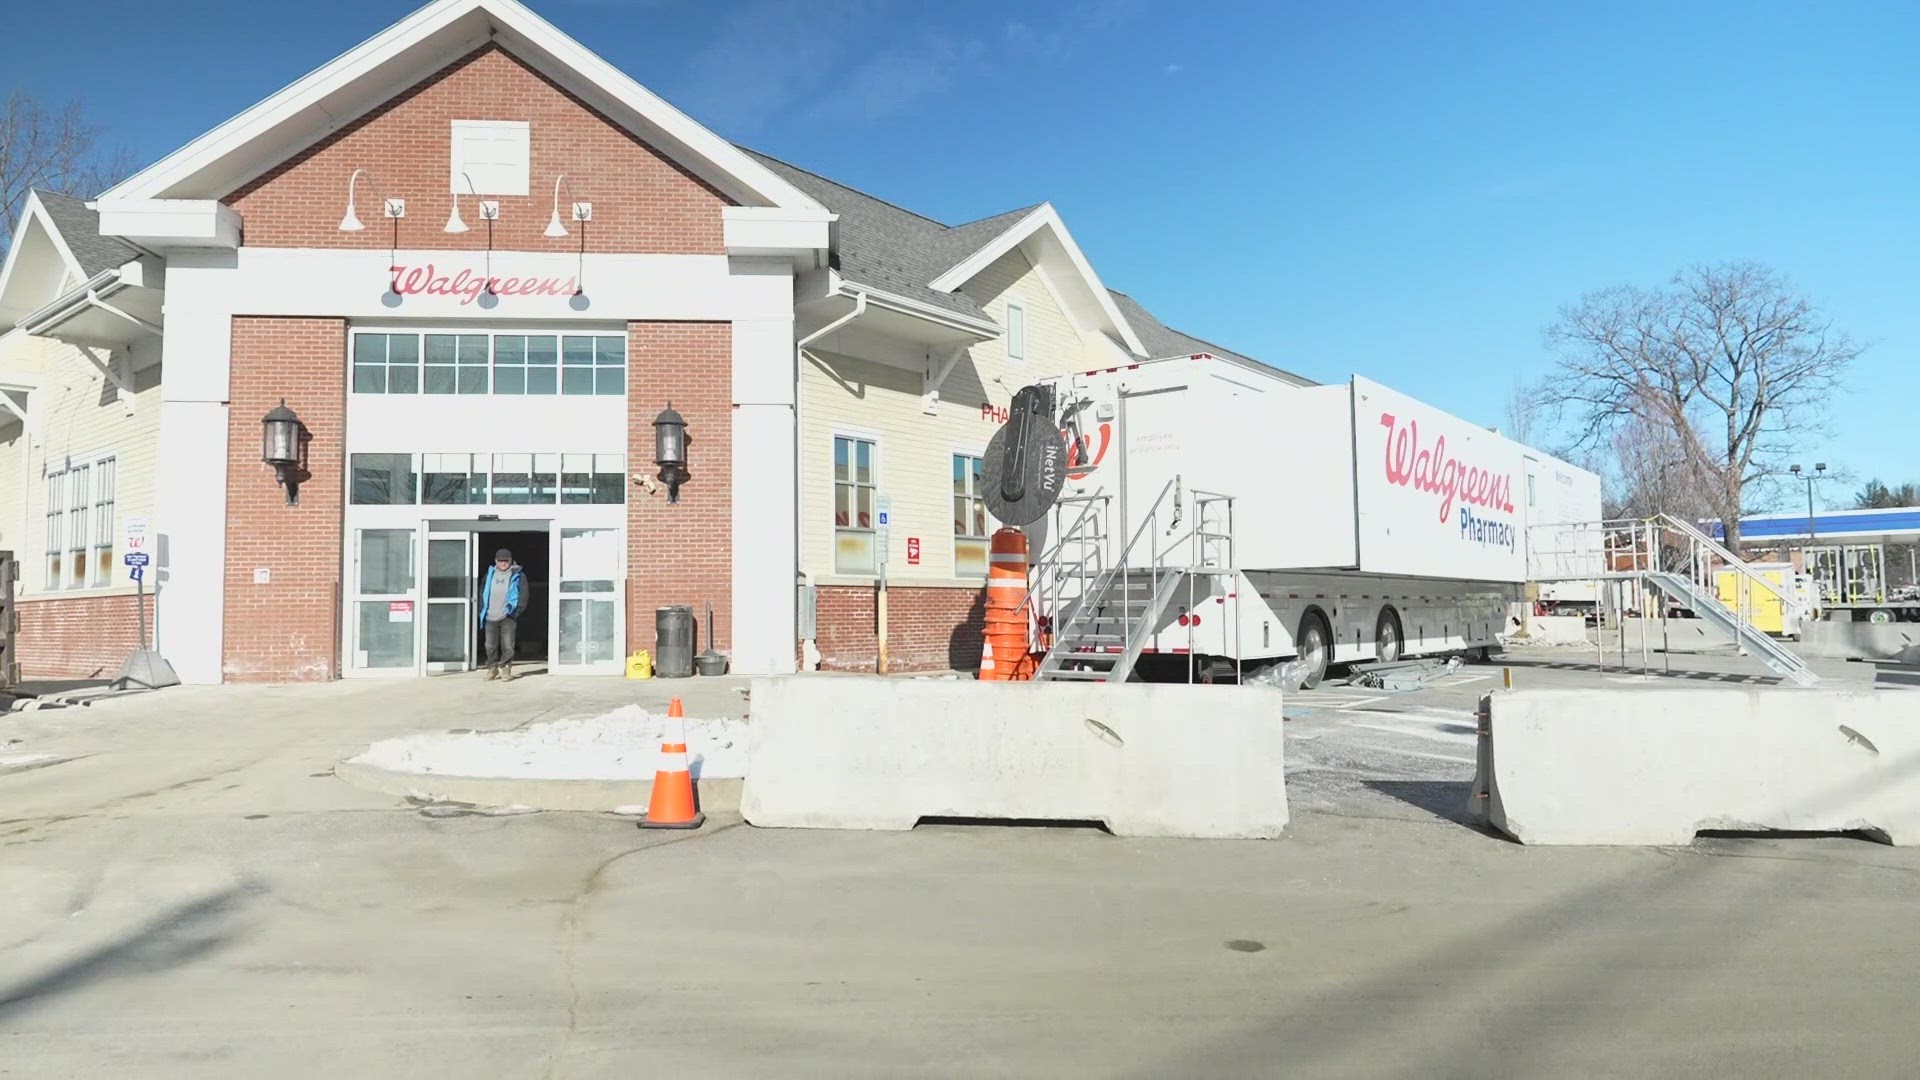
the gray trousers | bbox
[483,617,518,668]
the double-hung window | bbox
[42,454,115,589]
[833,436,877,575]
[953,454,989,577]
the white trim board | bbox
[97,0,823,213]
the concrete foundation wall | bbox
[1478,688,1920,845]
[742,676,1288,838]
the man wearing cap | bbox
[478,548,529,681]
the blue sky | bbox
[8,0,1917,505]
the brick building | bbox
[9,0,1275,682]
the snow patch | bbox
[348,704,750,780]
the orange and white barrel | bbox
[980,527,1035,681]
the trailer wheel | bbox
[1869,609,1893,625]
[1375,608,1403,664]
[1297,613,1331,690]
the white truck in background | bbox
[1027,355,1602,686]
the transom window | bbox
[350,330,624,397]
[349,452,625,506]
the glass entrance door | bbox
[351,528,416,673]
[424,531,474,673]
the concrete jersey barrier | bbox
[1474,688,1920,845]
[742,677,1288,839]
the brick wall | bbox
[223,318,347,682]
[815,584,985,673]
[626,322,732,657]
[15,595,142,679]
[226,45,730,253]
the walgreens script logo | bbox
[1379,413,1514,523]
[388,264,578,306]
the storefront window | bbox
[953,453,989,577]
[350,454,418,505]
[424,334,489,395]
[352,333,420,394]
[526,336,559,395]
[489,453,558,504]
[560,453,626,504]
[422,453,488,504]
[356,329,619,397]
[594,337,625,395]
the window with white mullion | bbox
[92,457,117,587]
[67,464,90,590]
[44,472,63,588]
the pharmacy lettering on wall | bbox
[387,264,578,306]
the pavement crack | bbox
[542,822,742,1079]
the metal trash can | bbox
[654,605,695,678]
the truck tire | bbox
[1375,608,1403,664]
[1298,613,1331,690]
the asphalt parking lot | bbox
[4,648,1919,1078]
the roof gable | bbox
[0,190,142,331]
[99,0,821,212]
[925,205,1145,357]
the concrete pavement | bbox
[5,654,1920,1077]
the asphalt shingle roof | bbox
[745,148,1307,383]
[744,148,1035,323]
[33,189,142,279]
[1107,289,1315,385]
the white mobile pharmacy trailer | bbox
[1032,356,1601,685]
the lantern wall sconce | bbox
[261,399,304,505]
[652,403,688,504]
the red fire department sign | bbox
[906,537,921,565]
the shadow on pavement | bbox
[0,885,250,1021]
[1363,779,1482,828]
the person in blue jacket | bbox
[478,548,528,681]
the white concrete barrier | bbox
[1799,620,1920,662]
[1475,689,1920,845]
[742,677,1288,839]
[1516,615,1591,646]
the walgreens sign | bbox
[388,264,577,306]
[1354,376,1527,582]
[1378,413,1516,524]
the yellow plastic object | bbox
[625,650,654,680]
[1716,567,1786,634]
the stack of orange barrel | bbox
[980,527,1037,681]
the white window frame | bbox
[348,326,626,399]
[952,448,990,578]
[1005,301,1026,363]
[450,119,531,196]
[831,430,882,577]
[42,450,116,591]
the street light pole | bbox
[1790,462,1827,543]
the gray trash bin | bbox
[655,604,695,678]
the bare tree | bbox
[1543,261,1862,550]
[1,92,136,255]
[1501,379,1541,447]
[1600,415,1719,521]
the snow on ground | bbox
[347,704,751,780]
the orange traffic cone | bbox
[638,698,704,830]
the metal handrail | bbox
[1022,493,1110,647]
[1188,490,1240,683]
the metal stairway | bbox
[1643,571,1818,686]
[1032,478,1186,683]
[1529,513,1819,687]
[1034,567,1186,682]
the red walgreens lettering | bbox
[1378,413,1514,522]
[388,264,578,306]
